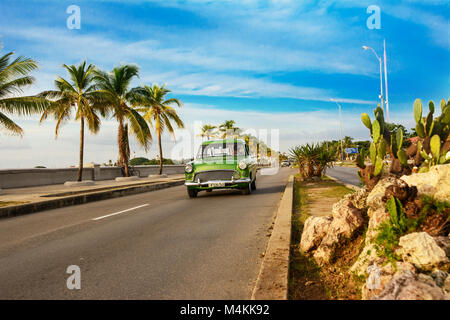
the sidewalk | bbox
[0,174,185,218]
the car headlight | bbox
[185,164,193,173]
[238,160,247,170]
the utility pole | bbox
[363,45,384,113]
[384,39,390,123]
[330,99,344,161]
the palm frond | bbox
[0,111,23,136]
[125,106,152,150]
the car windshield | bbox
[197,142,246,158]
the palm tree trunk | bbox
[77,117,85,182]
[118,120,130,177]
[158,130,163,175]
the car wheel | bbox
[251,177,256,190]
[187,188,198,198]
[241,182,251,195]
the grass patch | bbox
[0,201,26,208]
[289,176,363,300]
[289,177,329,299]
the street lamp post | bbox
[363,45,384,114]
[330,99,344,161]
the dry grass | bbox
[0,201,26,208]
[289,176,365,300]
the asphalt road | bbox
[0,167,294,299]
[325,166,360,187]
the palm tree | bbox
[219,120,239,138]
[198,124,217,140]
[39,61,106,182]
[132,84,184,175]
[93,65,151,177]
[0,51,48,135]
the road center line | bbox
[92,204,149,221]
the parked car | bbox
[281,160,290,167]
[184,139,257,198]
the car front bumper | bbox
[185,178,251,188]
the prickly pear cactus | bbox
[357,97,450,189]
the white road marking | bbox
[92,204,149,221]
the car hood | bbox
[189,156,245,171]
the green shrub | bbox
[374,196,417,263]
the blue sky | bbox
[0,0,449,167]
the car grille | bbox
[193,170,240,183]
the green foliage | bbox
[361,113,372,131]
[359,97,449,182]
[356,148,366,169]
[375,196,417,263]
[397,149,408,166]
[289,142,337,179]
[129,157,150,166]
[372,120,381,143]
[375,195,450,263]
[130,157,175,166]
[418,134,450,172]
[413,99,422,123]
[430,135,441,159]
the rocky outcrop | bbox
[350,243,383,276]
[400,164,450,203]
[366,177,399,213]
[396,232,449,271]
[365,208,390,243]
[299,216,332,253]
[372,270,448,300]
[343,187,368,210]
[312,199,365,265]
[362,262,416,300]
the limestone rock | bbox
[362,262,416,300]
[431,270,448,288]
[365,208,390,244]
[372,270,447,300]
[434,236,450,257]
[400,163,450,203]
[343,187,368,210]
[396,232,449,271]
[444,275,450,293]
[366,177,400,213]
[313,199,365,265]
[350,243,384,276]
[299,216,332,254]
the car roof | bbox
[201,139,246,146]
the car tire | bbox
[251,177,256,190]
[187,188,198,198]
[241,182,251,195]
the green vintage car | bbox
[184,139,257,198]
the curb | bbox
[251,175,293,300]
[0,180,185,219]
[326,175,361,191]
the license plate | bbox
[208,182,225,188]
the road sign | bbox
[345,148,358,154]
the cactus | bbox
[386,196,408,233]
[372,120,381,143]
[430,135,440,159]
[358,97,450,189]
[356,148,367,169]
[411,98,450,172]
[397,149,407,167]
[373,156,383,176]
